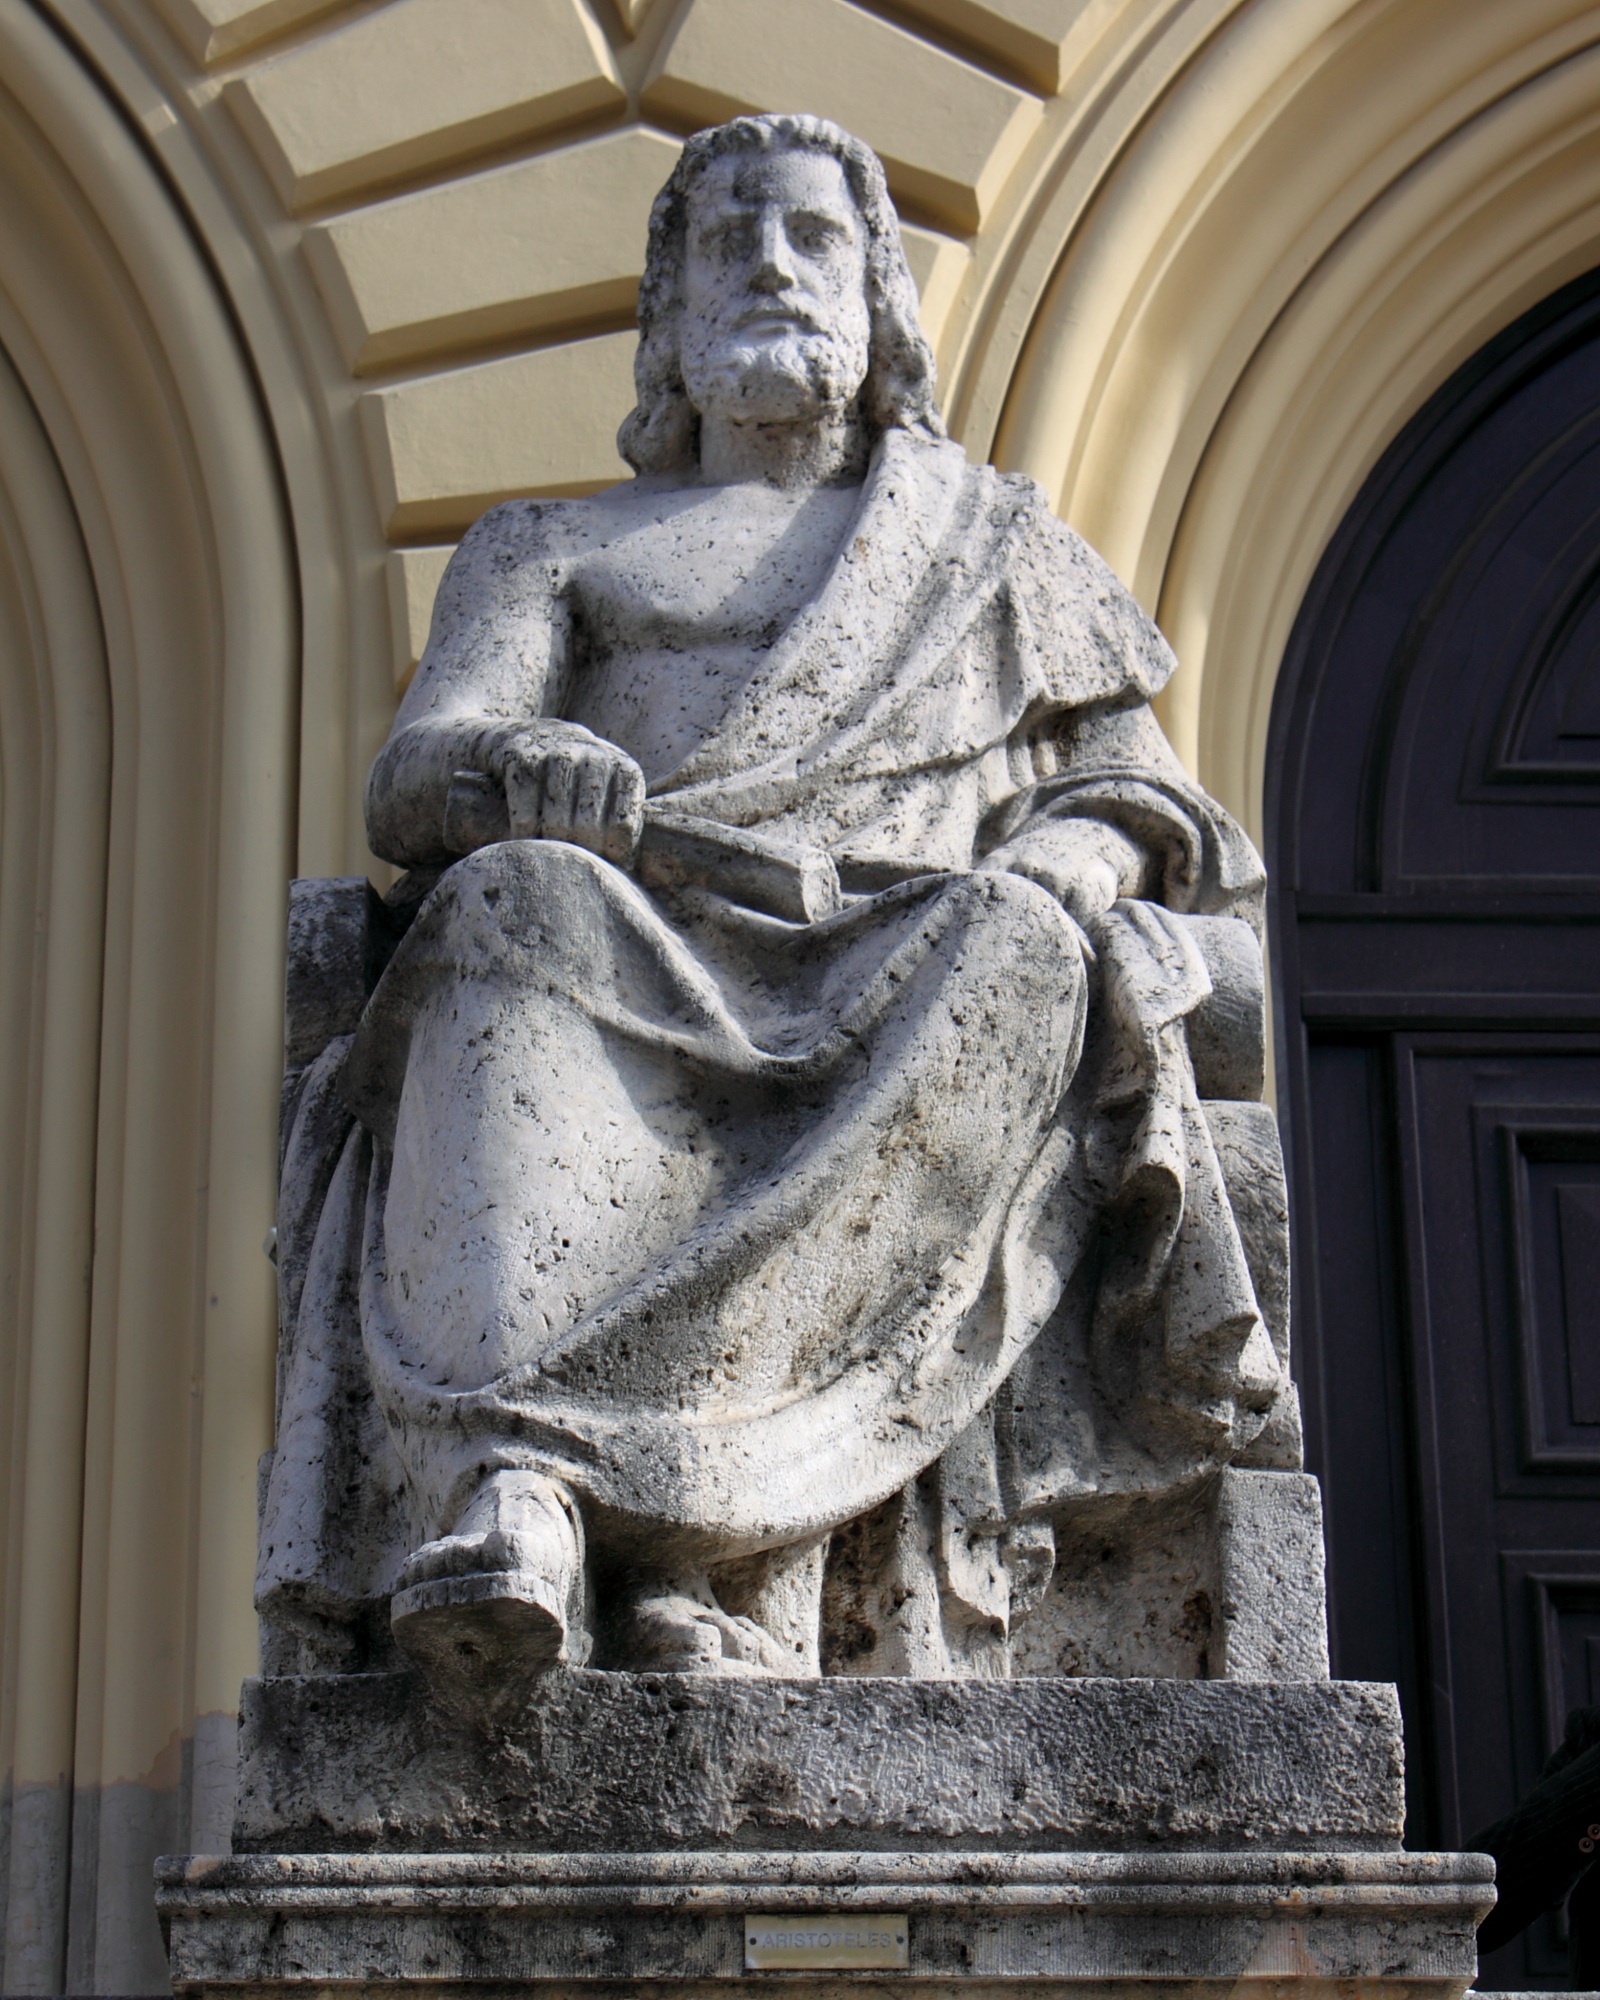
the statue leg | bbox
[392,1477,825,1683]
[354,849,1089,1689]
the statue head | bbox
[618,114,945,475]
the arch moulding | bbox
[0,0,304,1985]
[984,0,1600,847]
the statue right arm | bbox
[364,503,642,869]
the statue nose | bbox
[751,216,797,290]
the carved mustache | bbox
[729,304,826,334]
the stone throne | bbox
[159,110,1488,2000]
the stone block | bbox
[1209,1470,1331,1682]
[234,1670,1404,1856]
[282,876,374,1074]
[1011,1468,1325,1681]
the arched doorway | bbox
[0,9,298,1988]
[1271,266,1600,1988]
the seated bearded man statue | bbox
[258,112,1294,1699]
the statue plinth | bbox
[156,1671,1490,1999]
[234,1671,1403,1855]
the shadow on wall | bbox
[0,1715,237,1994]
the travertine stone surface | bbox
[234,1673,1403,1855]
[261,114,1312,1700]
[1210,1469,1330,1682]
[156,1849,1495,1999]
[1010,1469,1326,1681]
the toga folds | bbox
[259,430,1296,1669]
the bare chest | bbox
[563,483,860,776]
[575,485,856,643]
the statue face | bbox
[679,147,873,431]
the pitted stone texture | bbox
[156,1847,1493,1998]
[283,877,375,1072]
[1012,1469,1328,1682]
[234,1672,1403,1855]
[1210,1470,1330,1681]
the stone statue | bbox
[168,114,1484,2000]
[258,112,1301,1703]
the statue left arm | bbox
[976,486,1264,932]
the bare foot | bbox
[621,1584,794,1675]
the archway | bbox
[1271,264,1600,1988]
[988,2,1600,845]
[0,6,296,1988]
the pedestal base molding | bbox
[157,1848,1493,1999]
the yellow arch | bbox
[0,3,296,1983]
[987,0,1600,837]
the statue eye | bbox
[790,216,845,256]
[698,217,752,259]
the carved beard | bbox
[680,321,869,427]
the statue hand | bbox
[982,816,1143,928]
[496,723,646,869]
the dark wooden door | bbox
[1271,267,1600,1989]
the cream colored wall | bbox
[0,0,1597,1991]
[0,6,297,1988]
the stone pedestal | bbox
[156,1672,1493,1997]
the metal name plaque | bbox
[744,1914,909,1970]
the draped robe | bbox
[258,430,1292,1668]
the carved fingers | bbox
[983,816,1145,927]
[499,725,646,868]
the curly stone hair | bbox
[617,113,945,475]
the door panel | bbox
[1297,1038,1423,1711]
[1403,1047,1600,1844]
